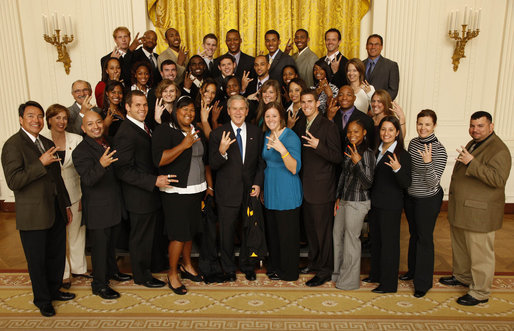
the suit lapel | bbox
[269,50,282,72]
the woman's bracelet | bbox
[208,186,214,191]
[281,152,290,159]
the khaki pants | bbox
[63,200,87,279]
[450,225,495,300]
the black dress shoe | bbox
[439,276,468,287]
[414,290,427,298]
[244,271,256,281]
[299,266,312,274]
[137,277,166,288]
[267,272,280,280]
[52,291,76,301]
[72,273,93,279]
[203,273,224,284]
[305,275,329,287]
[222,272,237,282]
[362,277,378,283]
[93,286,120,300]
[39,303,55,317]
[111,272,132,282]
[457,294,488,306]
[371,286,396,294]
[399,273,414,281]
[266,270,276,277]
[61,281,71,290]
[179,265,203,282]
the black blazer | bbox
[100,50,134,86]
[113,119,161,214]
[267,50,296,84]
[371,148,411,210]
[296,115,342,204]
[72,135,123,230]
[332,107,375,150]
[213,51,256,80]
[320,53,349,88]
[209,122,265,207]
[1,130,70,231]
[131,48,162,87]
[151,123,208,188]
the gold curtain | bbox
[148,0,369,59]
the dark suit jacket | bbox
[100,50,134,86]
[267,50,296,84]
[1,130,70,230]
[364,56,399,100]
[209,122,265,207]
[371,148,411,210]
[332,107,375,150]
[296,115,342,204]
[72,135,123,230]
[213,51,256,80]
[320,53,349,88]
[131,48,162,87]
[114,119,161,214]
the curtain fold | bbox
[148,0,369,59]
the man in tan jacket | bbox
[440,111,511,306]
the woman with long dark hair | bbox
[312,59,338,114]
[102,80,125,137]
[95,57,122,108]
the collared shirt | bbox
[231,121,247,162]
[230,51,241,66]
[326,51,340,64]
[142,48,157,67]
[21,127,37,142]
[306,113,318,132]
[126,115,146,132]
[256,75,269,92]
[268,51,279,63]
[297,47,310,57]
[366,55,381,73]
[73,102,86,118]
[340,106,355,128]
[377,140,400,173]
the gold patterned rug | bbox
[0,273,513,330]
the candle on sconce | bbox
[68,16,73,35]
[463,6,468,25]
[61,15,66,35]
[455,10,459,29]
[477,8,481,29]
[41,15,47,35]
[447,12,452,31]
[53,12,58,30]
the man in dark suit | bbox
[2,101,75,317]
[214,54,236,92]
[327,85,375,150]
[265,30,296,84]
[209,95,265,281]
[213,29,255,81]
[243,55,270,97]
[320,28,348,88]
[114,91,171,288]
[296,90,342,287]
[67,80,101,135]
[363,34,400,100]
[200,33,218,76]
[72,111,128,300]
[131,30,161,88]
[100,26,140,86]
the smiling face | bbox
[106,59,121,81]
[176,103,196,129]
[282,67,298,85]
[300,93,320,120]
[469,116,494,142]
[366,36,383,59]
[48,110,68,133]
[347,121,366,146]
[142,30,157,52]
[262,86,277,104]
[162,84,178,103]
[226,77,240,96]
[313,64,327,82]
[203,37,217,58]
[417,116,436,139]
[125,95,148,122]
[379,121,399,146]
[165,28,181,50]
[264,107,281,132]
[254,56,270,78]
[81,111,104,139]
[294,30,309,51]
[337,86,356,110]
[20,106,44,137]
[201,83,217,105]
[225,31,241,54]
[135,65,150,86]
[71,81,92,105]
[288,82,302,104]
[371,94,385,116]
[160,63,177,81]
[227,99,248,127]
[265,33,280,54]
[189,57,206,78]
[346,63,360,84]
[324,31,341,54]
[107,85,123,105]
[218,58,235,77]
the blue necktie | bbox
[366,61,375,79]
[236,128,243,159]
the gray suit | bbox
[67,103,101,135]
[364,56,399,100]
[293,47,318,88]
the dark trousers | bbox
[218,204,254,273]
[128,211,158,283]
[303,201,334,279]
[368,207,402,291]
[265,207,300,281]
[404,189,443,291]
[89,224,120,291]
[19,207,66,308]
[150,210,169,273]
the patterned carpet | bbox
[0,273,513,330]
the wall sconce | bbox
[42,13,74,75]
[448,7,481,72]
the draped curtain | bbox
[148,0,369,59]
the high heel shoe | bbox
[179,264,203,282]
[167,274,187,295]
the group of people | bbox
[1,25,510,318]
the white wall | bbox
[0,0,513,202]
